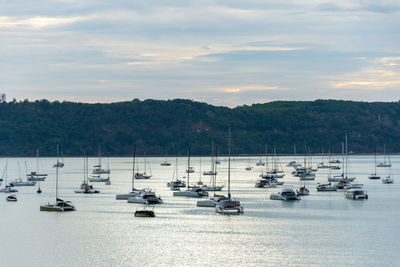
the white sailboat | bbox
[27,149,47,181]
[215,128,244,214]
[40,145,76,212]
[377,144,391,167]
[368,147,380,179]
[382,163,394,184]
[197,145,226,207]
[173,146,209,198]
[10,162,36,186]
[75,155,100,194]
[92,145,111,174]
[116,144,143,200]
[203,141,217,175]
[135,152,152,179]
[0,160,18,193]
[167,158,186,189]
[160,148,171,166]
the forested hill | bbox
[0,98,399,156]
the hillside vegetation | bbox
[0,98,399,156]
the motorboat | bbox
[0,186,18,193]
[186,167,195,173]
[316,183,337,192]
[299,173,315,181]
[270,188,301,200]
[127,190,163,204]
[75,183,100,194]
[368,173,380,179]
[203,171,217,176]
[382,176,394,184]
[40,198,76,212]
[317,163,330,169]
[287,161,301,168]
[167,179,186,188]
[344,185,368,200]
[9,179,36,186]
[88,175,109,182]
[160,161,171,166]
[135,210,155,217]
[26,172,47,181]
[296,186,309,196]
[173,187,209,197]
[134,172,151,179]
[255,179,277,188]
[245,166,252,171]
[215,197,244,214]
[6,194,17,202]
[330,165,341,170]
[256,159,265,166]
[188,184,223,191]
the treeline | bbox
[0,98,399,156]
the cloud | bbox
[0,15,87,29]
[220,85,280,93]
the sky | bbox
[1,0,400,107]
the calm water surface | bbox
[0,155,399,266]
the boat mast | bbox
[345,132,348,178]
[56,144,59,200]
[265,144,268,174]
[36,148,39,174]
[98,144,101,167]
[374,146,377,174]
[187,146,191,189]
[228,128,231,199]
[213,145,218,197]
[132,144,136,190]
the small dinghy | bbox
[6,194,17,202]
[134,209,155,217]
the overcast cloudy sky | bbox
[1,0,399,106]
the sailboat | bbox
[0,160,18,193]
[135,152,152,179]
[197,145,226,207]
[203,141,217,175]
[215,128,244,214]
[160,148,171,166]
[245,156,252,170]
[368,147,380,179]
[10,162,36,186]
[317,148,330,169]
[116,144,143,200]
[377,144,392,167]
[40,145,76,212]
[287,144,301,168]
[173,146,209,197]
[92,145,111,174]
[331,133,356,186]
[167,158,186,189]
[382,163,394,184]
[27,149,47,181]
[75,155,100,194]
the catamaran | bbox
[215,128,244,214]
[40,145,76,212]
[92,145,110,174]
[27,149,47,181]
[75,155,100,194]
[116,144,143,200]
[174,146,208,198]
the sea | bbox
[0,155,399,266]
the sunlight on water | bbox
[0,155,398,266]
